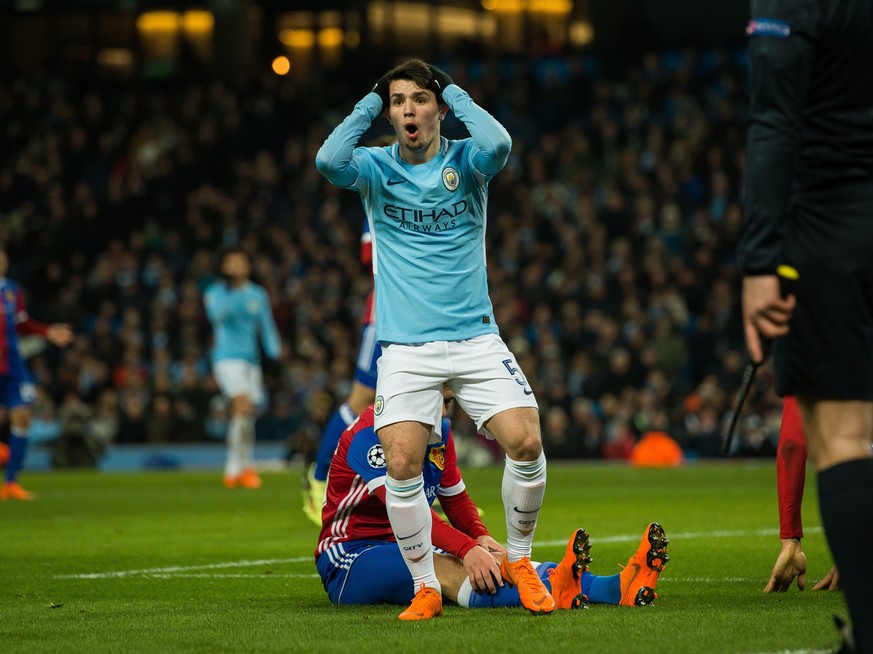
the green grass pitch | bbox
[0,462,845,653]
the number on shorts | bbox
[502,358,529,386]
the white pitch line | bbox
[661,576,757,583]
[533,526,822,548]
[57,526,826,581]
[141,573,321,579]
[57,557,312,579]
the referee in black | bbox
[738,0,873,652]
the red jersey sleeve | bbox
[370,483,479,559]
[437,430,490,540]
[14,289,48,336]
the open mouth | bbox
[404,122,419,140]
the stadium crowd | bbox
[0,46,783,465]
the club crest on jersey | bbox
[428,445,446,471]
[247,299,259,314]
[367,444,386,469]
[442,167,459,191]
[374,395,384,415]
[4,290,14,304]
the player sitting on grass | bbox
[314,392,670,617]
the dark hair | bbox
[384,59,435,96]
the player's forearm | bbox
[260,312,282,360]
[438,489,490,540]
[441,85,510,176]
[315,93,382,187]
[430,509,479,559]
[16,316,48,337]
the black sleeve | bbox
[738,0,820,275]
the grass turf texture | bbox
[1,463,844,654]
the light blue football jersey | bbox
[203,281,281,364]
[316,85,510,344]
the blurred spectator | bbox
[117,393,148,443]
[205,395,229,441]
[87,388,119,453]
[145,393,177,443]
[29,387,61,445]
[53,391,97,468]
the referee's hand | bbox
[742,275,796,364]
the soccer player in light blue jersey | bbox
[204,247,281,490]
[316,59,552,620]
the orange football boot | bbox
[548,527,593,609]
[222,474,239,489]
[619,522,670,606]
[1,481,35,501]
[501,556,556,614]
[398,586,443,621]
[239,468,262,489]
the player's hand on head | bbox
[763,538,807,593]
[46,323,74,348]
[427,65,454,103]
[371,74,391,109]
[462,545,503,594]
[812,565,840,591]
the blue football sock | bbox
[581,571,622,605]
[313,403,356,481]
[464,562,553,608]
[5,432,28,483]
[465,583,522,608]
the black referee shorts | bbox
[775,185,873,399]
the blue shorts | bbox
[316,540,414,605]
[0,363,36,410]
[353,324,382,390]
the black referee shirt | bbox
[738,0,873,275]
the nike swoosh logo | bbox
[513,506,540,514]
[523,388,534,395]
[387,179,407,186]
[397,526,425,541]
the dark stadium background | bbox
[0,0,780,471]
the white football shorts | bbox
[212,359,266,405]
[374,333,538,441]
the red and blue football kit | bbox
[313,405,627,608]
[315,406,489,605]
[0,278,45,408]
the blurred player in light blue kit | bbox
[316,59,553,620]
[204,247,281,490]
[0,246,73,501]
